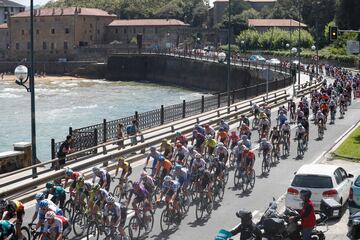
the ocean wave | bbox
[0,92,21,98]
[80,79,107,84]
[36,88,70,94]
[72,104,98,110]
[2,87,24,93]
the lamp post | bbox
[291,47,298,96]
[311,45,318,83]
[297,0,301,91]
[227,0,231,107]
[218,52,226,63]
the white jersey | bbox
[43,217,64,234]
[103,202,122,218]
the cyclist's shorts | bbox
[120,207,127,227]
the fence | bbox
[51,75,292,158]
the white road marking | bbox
[311,151,326,164]
[334,123,356,144]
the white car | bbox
[266,58,281,65]
[285,164,353,212]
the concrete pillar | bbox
[13,142,32,167]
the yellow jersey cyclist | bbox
[74,176,92,205]
[159,138,173,159]
[103,196,128,240]
[88,184,109,220]
[115,157,133,183]
[204,135,217,156]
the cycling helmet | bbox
[35,192,45,201]
[237,141,243,146]
[39,200,49,209]
[140,171,148,178]
[45,211,56,220]
[300,189,312,201]
[78,176,85,183]
[261,138,267,143]
[162,138,168,143]
[217,142,224,147]
[164,175,172,182]
[187,145,194,151]
[206,135,213,140]
[195,153,201,159]
[297,123,303,128]
[45,181,54,189]
[92,166,100,173]
[219,127,224,131]
[241,123,246,127]
[174,164,182,171]
[92,184,101,191]
[0,199,7,208]
[132,182,140,188]
[204,124,209,128]
[194,124,200,128]
[175,131,181,136]
[243,147,249,152]
[220,119,225,123]
[118,157,125,164]
[65,168,73,177]
[150,146,156,152]
[241,114,245,118]
[231,131,237,136]
[106,196,115,204]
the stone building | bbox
[248,19,307,32]
[105,19,189,50]
[0,0,25,24]
[0,23,9,49]
[9,7,116,60]
[245,0,276,11]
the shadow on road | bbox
[187,215,211,227]
[150,228,178,240]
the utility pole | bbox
[227,0,231,107]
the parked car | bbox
[285,164,353,213]
[349,174,360,215]
[249,55,266,62]
[266,58,281,65]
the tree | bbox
[335,0,360,30]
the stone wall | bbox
[0,142,31,174]
[106,54,290,92]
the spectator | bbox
[56,135,74,170]
[116,123,125,149]
[127,119,142,146]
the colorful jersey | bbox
[156,159,172,172]
[103,202,122,218]
[217,131,228,140]
[0,220,14,238]
[161,180,180,193]
[130,186,148,199]
[43,216,67,234]
[205,138,217,148]
[66,172,81,181]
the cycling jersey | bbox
[156,159,172,173]
[191,159,206,172]
[205,138,217,148]
[147,151,165,169]
[215,146,228,157]
[173,168,188,187]
[66,172,81,181]
[281,124,291,132]
[161,180,180,193]
[0,220,15,240]
[90,188,109,203]
[43,216,68,234]
[0,200,25,222]
[259,142,272,152]
[103,202,122,219]
[217,131,228,140]
[140,176,155,192]
[204,127,216,137]
[129,186,148,201]
[173,146,189,160]
[219,122,229,132]
[242,151,255,167]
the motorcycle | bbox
[347,211,360,239]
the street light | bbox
[227,0,232,108]
[218,52,226,63]
[291,47,297,96]
[311,44,319,80]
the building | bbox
[0,0,25,24]
[213,0,228,27]
[9,7,116,60]
[0,23,9,58]
[105,19,189,49]
[248,19,307,32]
[244,0,276,11]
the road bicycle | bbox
[195,190,213,220]
[160,201,181,231]
[213,177,225,201]
[297,137,305,157]
[87,221,128,240]
[128,207,154,239]
[270,144,280,166]
[281,135,290,156]
[261,151,271,175]
[112,177,133,201]
[242,168,256,192]
[318,123,324,139]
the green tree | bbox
[335,0,360,30]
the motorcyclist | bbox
[223,210,262,240]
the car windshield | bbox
[354,176,360,187]
[291,175,333,188]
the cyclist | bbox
[157,176,181,219]
[40,211,70,240]
[296,108,305,124]
[172,143,190,165]
[30,193,46,226]
[199,170,214,204]
[219,119,230,132]
[320,101,329,122]
[139,171,155,202]
[103,196,128,240]
[258,138,272,161]
[63,168,82,194]
[172,164,189,198]
[204,135,217,157]
[315,110,326,129]
[36,200,63,233]
[269,126,281,154]
[92,167,111,191]
[144,146,165,176]
[44,182,66,210]
[280,121,291,148]
[239,114,250,127]
[239,123,251,139]
[295,123,306,143]
[174,131,188,146]
[211,157,226,183]
[0,199,25,240]
[75,176,92,203]
[188,145,201,169]
[204,124,216,139]
[88,184,109,220]
[155,157,172,179]
[242,147,255,177]
[300,117,310,143]
[216,127,228,146]
[191,153,206,177]
[233,143,244,170]
[252,103,260,119]
[127,182,151,214]
[0,220,15,240]
[115,157,132,182]
[258,114,270,139]
[215,142,229,164]
[263,104,271,119]
[240,135,251,149]
[192,130,206,154]
[229,131,240,150]
[277,111,287,128]
[288,99,296,122]
[160,138,173,159]
[193,124,206,136]
[329,99,336,122]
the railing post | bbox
[69,127,73,135]
[232,91,235,104]
[51,139,55,160]
[103,119,107,143]
[201,96,205,113]
[182,100,186,118]
[94,129,98,155]
[160,105,164,125]
[135,111,139,122]
[217,93,221,108]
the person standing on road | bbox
[56,135,74,170]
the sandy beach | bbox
[0,74,89,82]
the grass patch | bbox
[334,125,360,160]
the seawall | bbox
[106,54,289,92]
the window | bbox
[334,170,343,185]
[339,168,348,181]
[90,35,93,41]
[36,29,39,35]
[51,42,55,50]
[65,28,69,34]
[11,7,14,12]
[42,41,47,50]
[21,29,24,35]
[15,43,19,50]
[64,42,68,50]
[291,175,333,188]
[51,28,55,34]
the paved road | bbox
[21,94,360,239]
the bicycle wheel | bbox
[160,208,171,232]
[180,193,190,214]
[113,185,122,200]
[144,211,154,234]
[229,152,235,169]
[73,211,87,236]
[20,226,31,240]
[86,222,100,240]
[270,149,276,166]
[195,197,204,220]
[205,196,213,214]
[124,180,133,200]
[63,199,74,221]
[249,170,256,189]
[224,167,229,184]
[128,216,141,239]
[216,180,225,200]
[242,174,249,192]
[261,158,269,175]
[234,168,241,187]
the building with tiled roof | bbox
[9,7,116,60]
[105,19,189,49]
[248,19,307,32]
[0,23,9,55]
[0,0,25,23]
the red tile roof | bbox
[248,19,307,28]
[12,7,116,18]
[108,19,189,27]
[0,23,8,29]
